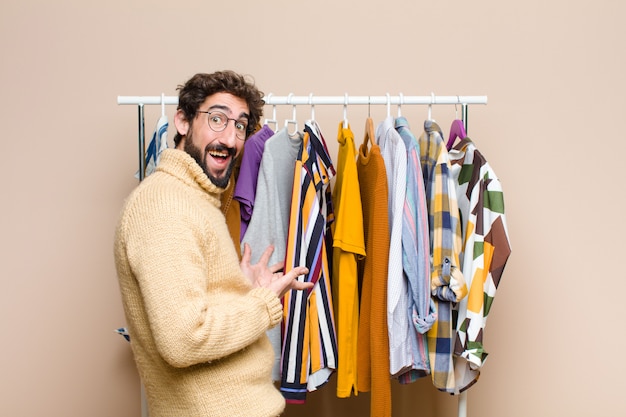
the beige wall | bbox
[1,0,624,416]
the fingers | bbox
[286,267,311,288]
[257,245,275,267]
[291,280,314,291]
[282,267,312,295]
[270,266,312,298]
[240,243,251,266]
[284,266,309,281]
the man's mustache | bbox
[205,144,236,157]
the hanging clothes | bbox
[356,117,392,417]
[376,116,413,378]
[281,121,337,403]
[241,127,303,381]
[419,119,468,393]
[220,168,242,259]
[135,114,168,178]
[233,125,275,241]
[331,121,366,398]
[449,137,511,393]
[394,116,435,383]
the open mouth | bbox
[208,149,230,160]
[205,145,236,166]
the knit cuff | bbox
[250,288,283,327]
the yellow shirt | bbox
[331,122,366,398]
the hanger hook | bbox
[287,93,296,120]
[289,93,296,119]
[386,93,391,117]
[161,93,165,117]
[343,93,349,128]
[398,92,403,117]
[285,93,298,134]
[309,93,315,120]
[455,95,460,119]
[428,92,436,120]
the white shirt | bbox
[377,116,411,377]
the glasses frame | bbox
[197,110,249,141]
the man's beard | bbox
[184,133,236,189]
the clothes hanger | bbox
[386,93,391,118]
[161,93,166,118]
[397,92,403,117]
[363,114,375,150]
[284,93,299,136]
[446,96,467,150]
[342,93,349,129]
[306,92,325,138]
[427,92,435,121]
[309,93,315,121]
[263,93,278,131]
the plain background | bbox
[1,0,625,416]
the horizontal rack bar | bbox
[117,94,487,106]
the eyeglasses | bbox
[197,110,249,140]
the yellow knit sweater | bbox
[114,149,285,417]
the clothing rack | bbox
[118,94,486,182]
[117,93,487,417]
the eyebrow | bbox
[207,104,250,120]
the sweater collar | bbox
[156,148,228,204]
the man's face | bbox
[176,92,248,188]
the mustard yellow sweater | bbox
[114,149,285,417]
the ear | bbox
[174,109,190,137]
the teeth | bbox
[209,150,228,158]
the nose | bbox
[220,119,239,144]
[218,120,244,157]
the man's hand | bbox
[240,243,313,298]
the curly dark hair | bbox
[173,71,265,146]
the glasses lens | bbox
[234,121,248,139]
[208,112,227,131]
[206,111,249,140]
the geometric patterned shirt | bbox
[449,137,511,393]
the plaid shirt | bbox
[419,120,468,393]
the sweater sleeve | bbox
[121,184,283,368]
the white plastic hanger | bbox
[284,93,298,135]
[427,92,435,121]
[160,93,165,118]
[397,92,403,117]
[263,93,278,130]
